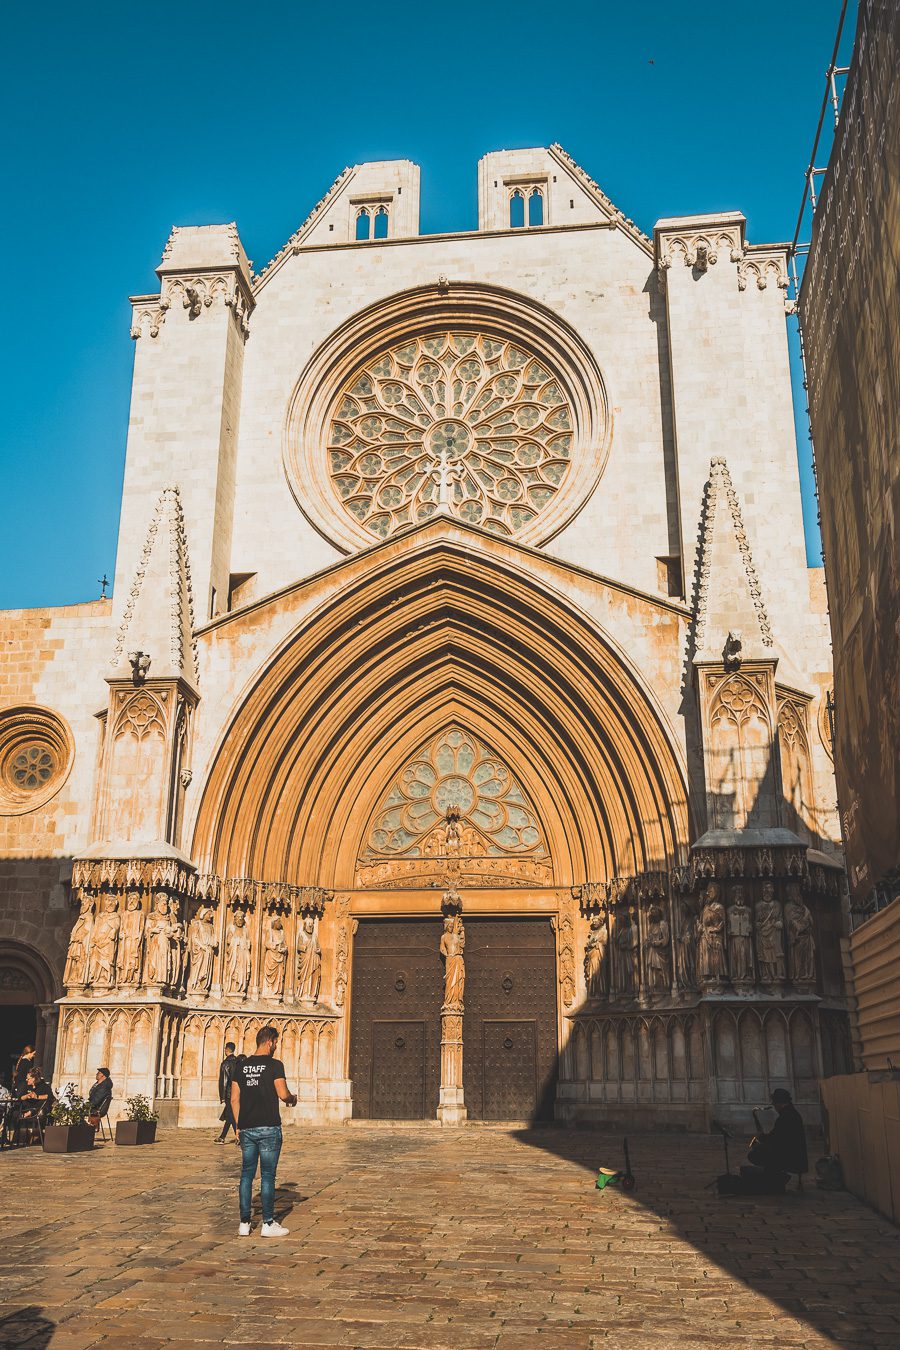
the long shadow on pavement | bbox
[512,1125,900,1349]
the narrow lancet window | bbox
[509,190,525,229]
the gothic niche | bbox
[355,726,551,888]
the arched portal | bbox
[0,941,57,1086]
[191,529,691,1120]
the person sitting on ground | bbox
[87,1067,113,1125]
[742,1087,808,1192]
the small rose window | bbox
[0,707,73,815]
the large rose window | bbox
[326,332,576,540]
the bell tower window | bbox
[508,183,546,229]
[355,209,371,241]
[373,205,389,239]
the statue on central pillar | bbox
[440,913,466,1011]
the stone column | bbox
[437,1010,466,1125]
[437,894,467,1125]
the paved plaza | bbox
[1,1126,899,1350]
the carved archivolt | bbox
[284,284,610,554]
[0,704,74,815]
[357,726,550,888]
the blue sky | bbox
[0,1,853,609]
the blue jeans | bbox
[239,1126,282,1224]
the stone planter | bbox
[42,1124,95,1153]
[115,1120,157,1146]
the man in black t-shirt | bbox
[230,1025,297,1237]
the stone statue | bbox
[263,914,288,999]
[698,883,727,983]
[675,898,697,989]
[440,914,466,1010]
[187,905,218,994]
[614,909,640,995]
[144,893,174,987]
[296,914,322,1003]
[645,905,670,992]
[727,886,754,984]
[583,914,608,999]
[755,882,785,983]
[166,897,185,990]
[784,882,816,984]
[117,891,145,985]
[64,897,93,987]
[224,909,252,995]
[88,895,120,987]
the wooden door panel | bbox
[370,1020,426,1119]
[349,919,442,1119]
[482,1020,537,1120]
[463,918,558,1121]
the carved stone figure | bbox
[224,909,252,995]
[117,891,145,985]
[88,895,120,987]
[187,905,218,994]
[144,893,174,987]
[784,882,816,984]
[698,883,727,983]
[675,898,697,989]
[645,906,670,992]
[167,898,185,990]
[614,909,639,995]
[263,914,288,999]
[440,914,466,1010]
[727,886,754,984]
[296,914,322,1003]
[755,882,785,983]
[583,914,608,999]
[64,897,93,988]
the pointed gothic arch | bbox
[190,530,691,888]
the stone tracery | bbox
[326,332,576,540]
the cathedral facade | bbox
[0,148,850,1127]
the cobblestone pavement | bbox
[1,1126,899,1349]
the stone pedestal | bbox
[437,1009,467,1125]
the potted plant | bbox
[43,1084,95,1153]
[115,1094,159,1145]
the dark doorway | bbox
[350,918,442,1119]
[0,1005,38,1090]
[463,918,558,1121]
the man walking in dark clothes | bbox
[215,1041,239,1143]
[230,1025,297,1236]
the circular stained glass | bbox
[10,744,56,789]
[326,332,575,541]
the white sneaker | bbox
[238,1222,251,1236]
[260,1220,289,1237]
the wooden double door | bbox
[349,915,558,1121]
